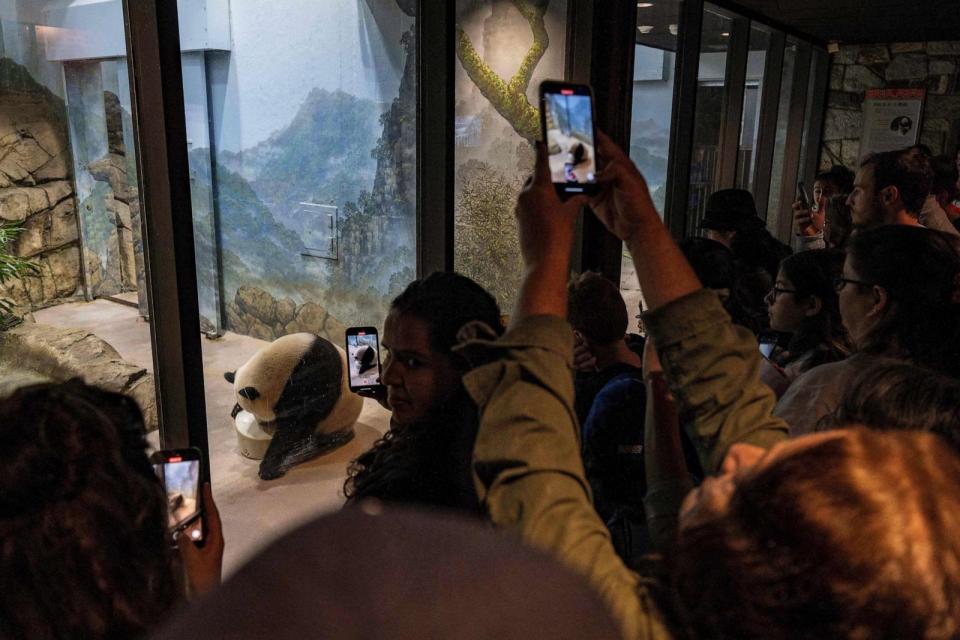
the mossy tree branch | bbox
[456,0,550,142]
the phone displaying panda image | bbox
[539,80,599,198]
[150,447,204,545]
[345,326,383,393]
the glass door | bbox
[0,3,158,441]
[175,0,418,574]
[453,0,570,314]
[686,4,734,234]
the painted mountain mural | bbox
[198,54,416,333]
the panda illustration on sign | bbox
[224,333,363,480]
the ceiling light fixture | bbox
[637,25,654,34]
[721,32,730,37]
[668,24,678,35]
[637,2,654,7]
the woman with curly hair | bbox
[344,272,503,512]
[0,381,223,639]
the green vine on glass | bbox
[0,221,38,329]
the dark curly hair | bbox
[675,429,960,639]
[388,271,503,359]
[824,194,853,249]
[815,165,855,196]
[777,249,851,372]
[0,380,178,639]
[343,272,502,511]
[847,225,960,377]
[931,154,960,206]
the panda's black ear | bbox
[238,386,260,401]
[224,371,235,384]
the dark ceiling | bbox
[727,0,960,45]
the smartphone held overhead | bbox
[345,326,383,393]
[151,447,204,544]
[539,80,599,198]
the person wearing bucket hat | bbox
[699,188,765,247]
[697,189,792,337]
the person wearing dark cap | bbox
[700,189,791,280]
[698,188,762,248]
[700,189,791,337]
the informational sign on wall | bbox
[860,88,926,155]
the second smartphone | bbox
[345,326,383,393]
[539,80,599,198]
[150,447,204,544]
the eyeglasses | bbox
[833,276,873,292]
[766,286,797,301]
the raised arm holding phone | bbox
[461,99,960,638]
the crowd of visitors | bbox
[3,129,960,639]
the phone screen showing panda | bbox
[345,327,382,391]
[150,449,203,544]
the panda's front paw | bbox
[258,460,288,481]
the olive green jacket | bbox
[461,289,788,640]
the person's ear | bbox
[879,185,899,207]
[803,294,823,317]
[869,285,889,317]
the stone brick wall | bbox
[821,41,960,170]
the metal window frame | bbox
[772,40,813,240]
[662,0,705,238]
[716,13,750,189]
[417,0,455,276]
[800,47,830,185]
[578,0,637,282]
[565,0,595,276]
[122,0,209,471]
[706,0,827,47]
[751,28,786,219]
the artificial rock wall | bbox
[0,59,82,313]
[821,41,960,169]
[226,285,347,344]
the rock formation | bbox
[0,59,82,314]
[225,285,347,344]
[0,321,158,432]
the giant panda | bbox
[354,344,378,376]
[224,333,363,480]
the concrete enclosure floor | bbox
[620,251,645,327]
[34,299,391,577]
